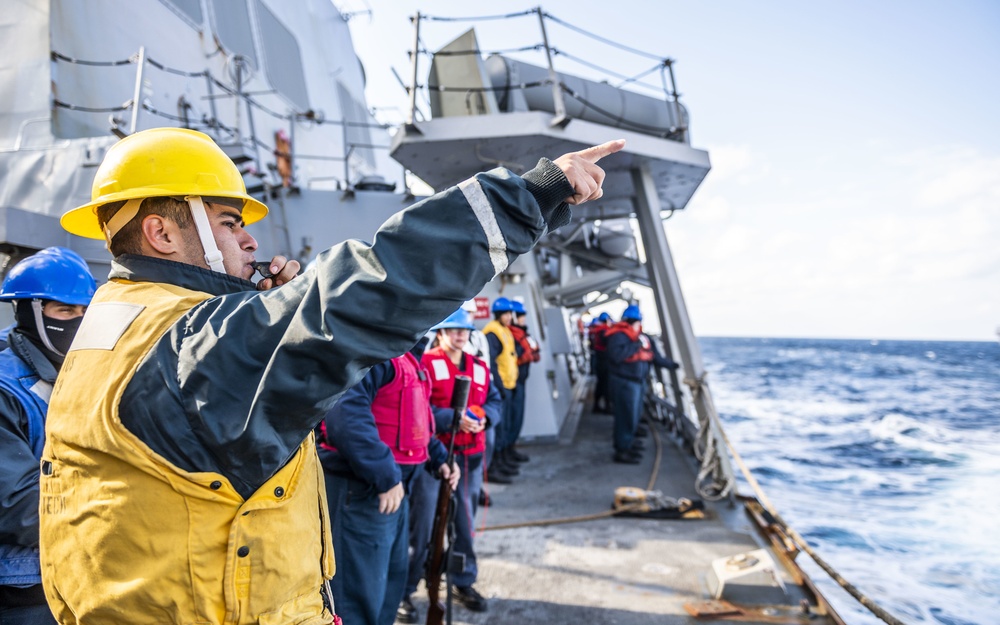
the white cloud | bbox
[664,143,1000,340]
[703,144,770,184]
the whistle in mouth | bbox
[252,261,276,279]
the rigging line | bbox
[145,56,209,78]
[684,376,735,500]
[543,12,668,62]
[615,64,664,90]
[762,504,907,625]
[417,43,544,57]
[141,102,212,127]
[53,99,131,113]
[560,86,680,136]
[552,48,665,93]
[422,8,536,22]
[50,51,133,66]
[425,80,548,93]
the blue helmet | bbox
[511,299,526,315]
[621,305,642,322]
[491,297,516,313]
[598,312,612,322]
[431,309,476,331]
[0,247,96,306]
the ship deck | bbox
[408,382,832,625]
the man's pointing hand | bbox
[553,139,626,205]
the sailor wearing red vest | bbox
[402,309,501,618]
[589,311,612,412]
[604,305,679,464]
[319,353,460,625]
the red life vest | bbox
[422,347,490,456]
[510,324,541,365]
[372,353,435,465]
[605,322,654,363]
[589,324,609,352]
[318,353,435,464]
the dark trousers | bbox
[325,470,409,625]
[491,392,514,457]
[405,466,437,597]
[593,353,609,408]
[502,381,527,449]
[609,374,644,453]
[0,585,56,625]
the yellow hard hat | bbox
[61,127,268,240]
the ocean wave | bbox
[698,337,1000,625]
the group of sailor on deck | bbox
[588,306,679,465]
[318,296,541,624]
[0,126,623,625]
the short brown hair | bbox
[97,197,193,257]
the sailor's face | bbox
[206,202,259,280]
[42,301,87,320]
[440,328,470,351]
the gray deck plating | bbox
[405,399,821,624]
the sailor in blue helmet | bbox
[604,304,679,464]
[481,296,519,483]
[0,247,95,624]
[401,309,502,619]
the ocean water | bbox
[698,337,1000,625]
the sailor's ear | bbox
[140,214,183,255]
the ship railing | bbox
[641,338,736,502]
[48,49,398,193]
[401,7,688,142]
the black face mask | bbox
[40,314,83,356]
[14,299,84,364]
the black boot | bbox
[485,465,513,484]
[493,451,520,476]
[508,447,530,463]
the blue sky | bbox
[341,1,1000,340]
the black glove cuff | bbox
[522,158,575,231]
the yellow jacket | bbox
[483,320,518,390]
[40,277,334,625]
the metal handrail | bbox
[403,7,685,136]
[49,48,393,188]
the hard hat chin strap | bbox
[31,299,64,357]
[103,198,144,249]
[185,196,227,273]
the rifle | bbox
[425,374,471,625]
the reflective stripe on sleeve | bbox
[458,178,508,275]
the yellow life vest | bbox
[482,319,518,390]
[40,279,334,625]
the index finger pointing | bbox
[576,139,626,163]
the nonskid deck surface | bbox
[405,401,814,624]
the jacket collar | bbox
[9,331,58,383]
[110,254,257,297]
